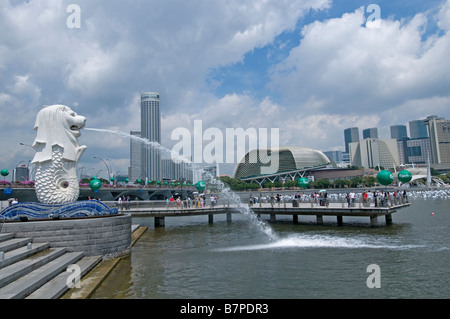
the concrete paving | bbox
[61,225,148,299]
[0,224,146,299]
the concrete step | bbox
[0,251,84,299]
[0,242,50,269]
[26,255,102,299]
[0,247,67,289]
[0,237,32,255]
[0,233,14,243]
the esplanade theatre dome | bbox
[233,146,331,179]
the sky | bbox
[1,0,450,179]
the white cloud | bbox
[1,0,449,177]
[438,0,450,31]
[269,5,450,117]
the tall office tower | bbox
[344,127,360,154]
[409,120,429,139]
[323,151,343,164]
[401,138,431,164]
[13,164,30,182]
[421,116,450,164]
[390,125,408,141]
[141,92,161,181]
[362,127,378,139]
[161,156,193,182]
[128,130,142,182]
[349,138,399,169]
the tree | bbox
[264,182,275,188]
[284,180,297,188]
[349,176,363,187]
[313,179,331,189]
[219,176,261,191]
[363,176,376,187]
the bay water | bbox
[91,194,450,299]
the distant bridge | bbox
[0,187,197,203]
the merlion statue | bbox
[32,105,87,204]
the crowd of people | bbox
[113,189,409,211]
[250,189,409,208]
[165,194,219,209]
[357,190,409,207]
[117,195,131,210]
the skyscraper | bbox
[390,125,407,141]
[349,138,399,169]
[421,116,450,164]
[362,127,378,139]
[141,92,161,181]
[344,127,359,154]
[128,130,142,182]
[409,120,429,139]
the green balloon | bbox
[195,181,206,192]
[377,170,394,186]
[89,179,102,191]
[1,169,9,177]
[398,170,412,183]
[125,178,129,183]
[298,177,309,188]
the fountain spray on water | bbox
[85,128,278,240]
[86,128,432,252]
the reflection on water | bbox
[91,195,450,299]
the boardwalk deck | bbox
[124,202,411,227]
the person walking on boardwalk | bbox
[126,196,131,210]
[118,196,123,210]
[210,195,215,207]
[349,190,355,207]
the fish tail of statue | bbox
[34,146,81,204]
[32,105,86,205]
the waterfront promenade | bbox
[116,200,411,227]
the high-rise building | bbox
[390,125,408,141]
[128,130,142,182]
[161,156,193,182]
[202,164,219,180]
[362,127,378,139]
[323,151,344,164]
[141,92,161,181]
[13,165,29,182]
[344,127,359,154]
[421,116,450,164]
[398,138,431,164]
[409,120,428,139]
[349,138,399,169]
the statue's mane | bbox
[32,105,80,164]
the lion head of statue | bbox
[32,105,87,164]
